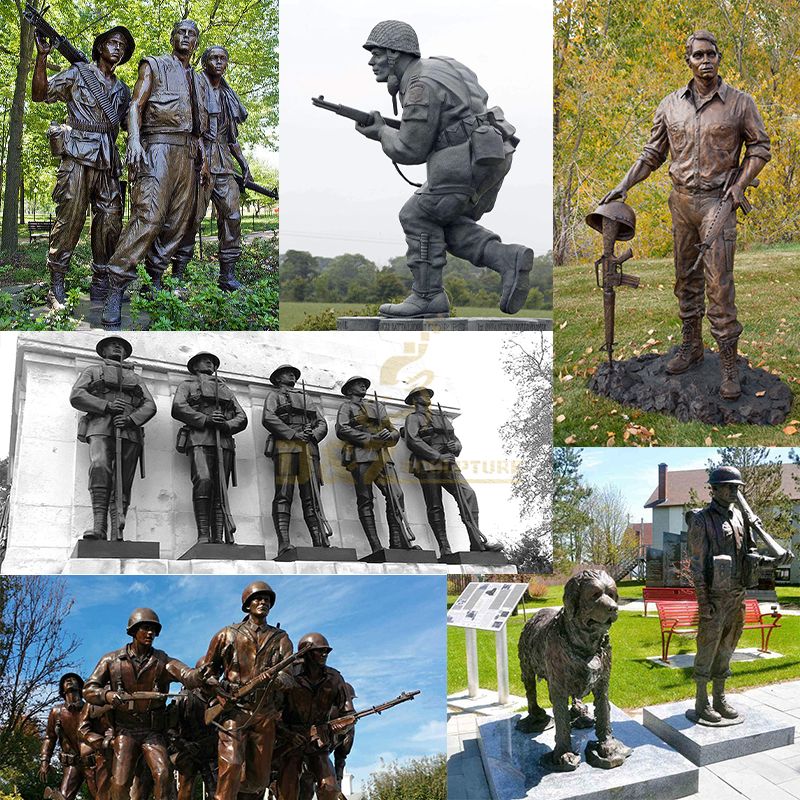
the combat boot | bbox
[666,317,704,374]
[101,274,125,330]
[47,270,67,310]
[194,499,212,544]
[108,499,128,541]
[306,522,330,548]
[84,488,109,540]
[429,516,452,557]
[274,512,294,556]
[718,339,741,401]
[89,265,109,301]
[359,514,383,553]
[218,259,243,292]
[712,679,739,719]
[482,241,534,314]
[212,504,233,544]
[379,290,450,319]
[694,681,722,723]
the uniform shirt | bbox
[46,63,130,172]
[638,78,771,193]
[42,702,84,764]
[335,398,399,465]
[262,388,327,457]
[404,408,462,474]
[171,374,247,450]
[279,663,352,739]
[201,76,247,176]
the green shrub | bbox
[294,304,381,331]
[363,755,446,800]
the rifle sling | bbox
[76,62,119,130]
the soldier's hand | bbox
[35,31,53,55]
[445,441,460,454]
[376,429,393,441]
[108,398,128,415]
[296,430,313,443]
[600,184,627,205]
[126,138,146,179]
[105,690,124,708]
[439,453,457,464]
[355,111,386,141]
[39,762,50,782]
[241,163,252,186]
[113,413,131,429]
[209,410,228,428]
[200,161,211,188]
[290,731,308,748]
[724,183,745,211]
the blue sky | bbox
[54,574,445,792]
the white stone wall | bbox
[2,332,516,575]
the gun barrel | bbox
[311,96,401,129]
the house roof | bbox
[645,464,800,508]
[630,522,653,546]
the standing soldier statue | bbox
[171,352,247,545]
[335,376,416,555]
[99,20,214,330]
[70,336,156,541]
[198,581,293,800]
[353,20,532,318]
[601,31,771,400]
[403,387,503,557]
[31,24,134,308]
[84,608,204,800]
[262,365,331,556]
[40,673,87,800]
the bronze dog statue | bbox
[517,569,632,771]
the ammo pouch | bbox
[175,426,190,454]
[77,415,89,443]
[743,552,762,589]
[340,443,355,468]
[264,434,275,458]
[470,123,505,166]
[60,752,79,767]
[48,122,69,158]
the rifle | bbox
[232,172,278,200]
[312,96,402,130]
[373,391,417,548]
[690,166,759,274]
[113,690,185,712]
[309,690,420,749]
[301,381,334,542]
[213,368,236,543]
[23,3,89,65]
[113,353,124,541]
[204,648,305,725]
[736,490,794,566]
[593,217,640,365]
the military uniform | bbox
[41,694,86,800]
[171,354,247,543]
[168,690,218,800]
[198,608,292,800]
[70,342,156,539]
[78,703,115,800]
[262,368,329,552]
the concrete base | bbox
[642,696,795,766]
[337,317,553,332]
[647,647,784,670]
[273,546,358,562]
[478,704,698,800]
[440,551,511,566]
[71,539,160,559]
[360,548,438,564]
[448,689,526,717]
[177,542,266,561]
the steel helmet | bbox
[298,632,332,653]
[58,672,84,698]
[363,21,420,57]
[585,201,636,241]
[708,466,744,486]
[341,376,371,396]
[126,608,162,636]
[241,581,276,612]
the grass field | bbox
[554,247,800,446]
[280,302,553,330]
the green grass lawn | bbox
[554,247,800,446]
[280,301,552,331]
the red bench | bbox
[655,598,782,664]
[642,586,696,616]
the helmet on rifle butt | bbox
[298,632,332,654]
[241,581,276,612]
[126,608,162,636]
[708,466,744,486]
[585,202,636,241]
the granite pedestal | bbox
[478,705,698,800]
[440,551,511,567]
[359,548,438,564]
[273,546,358,562]
[337,317,552,332]
[178,542,266,561]
[72,539,160,559]
[642,696,795,766]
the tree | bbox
[581,485,639,577]
[280,250,319,301]
[551,447,592,572]
[363,755,446,800]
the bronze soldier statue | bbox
[83,608,204,800]
[70,336,156,541]
[403,387,502,556]
[198,581,293,800]
[168,689,218,800]
[602,31,771,400]
[355,21,532,318]
[100,19,214,329]
[171,352,247,544]
[78,701,115,800]
[32,25,134,307]
[40,673,87,800]
[335,376,415,554]
[276,633,354,800]
[169,45,251,290]
[262,365,330,555]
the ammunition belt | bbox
[59,752,80,766]
[114,708,167,732]
[68,116,115,134]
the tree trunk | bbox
[1,5,34,255]
[18,174,25,225]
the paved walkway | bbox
[447,680,800,799]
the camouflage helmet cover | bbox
[363,20,421,57]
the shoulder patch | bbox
[404,83,429,106]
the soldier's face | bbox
[195,357,216,375]
[205,48,228,78]
[101,342,125,360]
[308,648,330,667]
[712,483,739,506]
[276,370,297,388]
[687,41,720,82]
[172,23,199,56]
[132,623,158,646]
[368,48,391,82]
[100,34,126,65]
[62,678,81,701]
[349,380,368,398]
[415,392,431,408]
[249,594,272,617]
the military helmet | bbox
[58,672,84,698]
[585,201,636,242]
[269,364,301,386]
[186,351,221,374]
[341,375,371,396]
[708,466,744,486]
[92,25,135,66]
[241,580,276,612]
[298,632,332,653]
[363,20,421,57]
[126,608,162,636]
[404,386,434,406]
[95,336,133,360]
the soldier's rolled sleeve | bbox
[45,66,78,104]
[638,99,669,171]
[172,383,208,430]
[379,81,440,165]
[128,383,156,427]
[741,96,771,163]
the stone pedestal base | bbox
[274,546,358,562]
[439,551,510,566]
[359,548,438,564]
[71,539,160,559]
[478,704,698,800]
[642,697,795,766]
[587,349,792,425]
[337,317,552,332]
[178,542,266,561]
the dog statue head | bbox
[563,569,619,634]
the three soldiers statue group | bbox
[70,337,502,558]
[31,17,253,328]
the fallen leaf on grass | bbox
[590,424,598,430]
[606,434,616,446]
[556,414,565,423]
[783,425,798,435]
[560,320,568,329]
[726,433,743,439]
[704,436,712,445]
[755,391,766,397]
[564,435,577,444]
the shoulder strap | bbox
[76,62,119,128]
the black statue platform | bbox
[72,539,160,559]
[178,542,266,561]
[274,546,359,562]
[440,551,510,566]
[359,548,438,564]
[588,349,792,425]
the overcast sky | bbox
[278,0,553,264]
